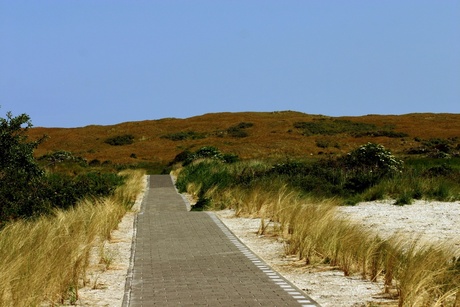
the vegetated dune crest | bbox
[28,111,460,164]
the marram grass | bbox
[0,169,145,306]
[180,165,460,307]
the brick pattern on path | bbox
[124,175,320,307]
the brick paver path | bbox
[123,175,320,306]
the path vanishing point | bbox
[122,175,320,306]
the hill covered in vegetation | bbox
[29,111,460,167]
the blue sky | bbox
[1,1,459,128]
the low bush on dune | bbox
[104,134,135,146]
[161,130,207,141]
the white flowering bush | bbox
[341,143,403,193]
[344,143,403,174]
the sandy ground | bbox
[215,200,460,307]
[72,178,460,307]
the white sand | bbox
[215,199,460,307]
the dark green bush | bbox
[408,138,456,157]
[294,119,376,136]
[226,122,254,138]
[234,122,254,129]
[270,161,310,176]
[182,146,224,166]
[423,138,452,153]
[1,111,47,223]
[227,128,248,138]
[407,147,429,155]
[352,130,409,138]
[43,172,124,210]
[169,150,193,166]
[89,159,101,166]
[104,134,135,146]
[38,150,87,166]
[340,143,403,175]
[293,118,408,139]
[1,111,45,179]
[222,153,240,163]
[161,131,206,141]
[0,175,51,222]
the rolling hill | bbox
[28,111,460,166]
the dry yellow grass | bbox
[188,176,460,306]
[27,112,460,165]
[0,169,145,306]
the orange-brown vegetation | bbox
[28,111,460,165]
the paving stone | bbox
[124,175,320,306]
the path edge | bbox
[121,175,150,307]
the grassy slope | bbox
[28,112,460,165]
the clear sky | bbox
[1,1,459,128]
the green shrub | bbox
[226,122,254,138]
[270,161,309,176]
[341,143,403,174]
[407,138,456,157]
[89,159,101,166]
[38,150,87,166]
[234,122,254,129]
[0,111,45,179]
[294,118,407,139]
[338,143,403,194]
[181,146,240,166]
[294,119,377,136]
[104,134,135,146]
[161,131,206,141]
[169,150,193,166]
[40,172,125,211]
[0,111,47,223]
[423,138,452,153]
[353,130,409,138]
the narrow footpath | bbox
[123,175,320,307]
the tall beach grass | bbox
[0,169,145,306]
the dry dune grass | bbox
[0,169,145,307]
[28,112,460,165]
[197,180,460,306]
